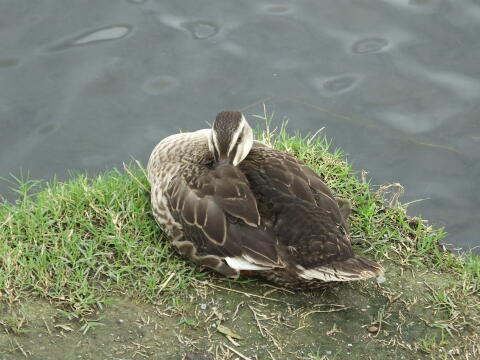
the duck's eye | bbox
[236,135,243,144]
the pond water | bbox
[1,0,479,252]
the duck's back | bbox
[238,146,381,285]
[240,144,347,229]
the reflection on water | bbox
[158,16,221,40]
[0,0,479,251]
[351,38,389,54]
[73,25,131,45]
[182,21,219,40]
[48,25,132,51]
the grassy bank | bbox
[0,114,479,359]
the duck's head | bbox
[208,110,253,166]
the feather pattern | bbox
[147,111,383,289]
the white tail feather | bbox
[225,257,269,271]
[296,265,379,282]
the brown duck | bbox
[147,111,383,289]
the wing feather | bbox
[166,164,280,269]
[203,200,227,245]
[243,148,346,222]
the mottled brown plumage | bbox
[147,111,383,289]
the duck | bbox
[147,111,383,290]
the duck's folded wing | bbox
[246,148,341,209]
[166,165,282,270]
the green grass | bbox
[0,167,200,315]
[0,112,478,320]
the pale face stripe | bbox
[227,116,246,156]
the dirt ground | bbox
[1,264,478,360]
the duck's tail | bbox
[296,256,384,282]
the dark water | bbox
[1,0,479,251]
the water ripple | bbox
[74,26,131,45]
[158,15,220,40]
[351,37,389,54]
[313,74,362,95]
[323,75,360,93]
[48,25,132,51]
[182,21,219,40]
